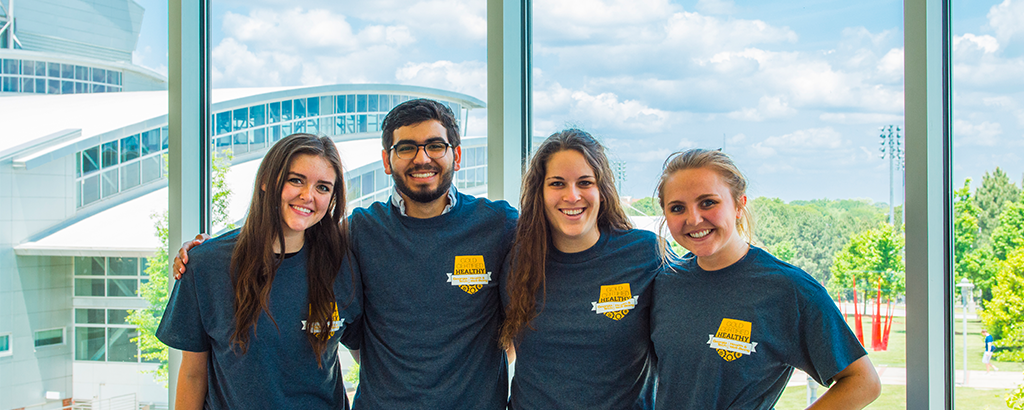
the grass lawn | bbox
[775,384,1013,409]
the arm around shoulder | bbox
[807,355,880,410]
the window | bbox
[74,308,149,363]
[74,257,148,297]
[0,333,11,357]
[34,328,64,348]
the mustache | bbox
[406,165,441,174]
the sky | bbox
[129,0,1024,204]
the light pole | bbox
[879,125,904,225]
[957,278,975,385]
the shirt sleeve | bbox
[795,280,867,386]
[155,265,212,353]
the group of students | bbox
[157,98,882,409]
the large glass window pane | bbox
[294,98,307,119]
[307,97,319,117]
[321,96,334,116]
[47,62,60,78]
[120,161,141,190]
[142,156,161,184]
[21,77,34,93]
[346,94,356,113]
[75,66,88,80]
[35,78,45,93]
[120,134,140,162]
[281,99,292,121]
[0,334,9,355]
[75,257,105,276]
[358,115,367,133]
[108,257,138,276]
[348,175,361,200]
[75,327,105,361]
[367,94,378,112]
[92,68,106,83]
[107,279,138,297]
[82,146,100,174]
[61,64,74,79]
[251,104,266,126]
[107,328,139,362]
[75,279,105,297]
[141,129,161,155]
[216,111,231,135]
[75,309,105,324]
[107,310,131,325]
[357,94,367,112]
[2,58,19,74]
[101,169,118,198]
[81,175,100,205]
[269,101,281,123]
[101,141,119,168]
[233,107,249,131]
[361,172,374,198]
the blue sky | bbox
[130,0,1024,204]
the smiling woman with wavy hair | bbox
[500,128,661,410]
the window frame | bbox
[33,327,66,349]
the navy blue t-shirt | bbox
[502,228,660,410]
[348,191,517,410]
[651,246,866,410]
[157,230,362,409]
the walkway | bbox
[788,366,1023,389]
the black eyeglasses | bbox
[389,141,451,160]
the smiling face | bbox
[662,166,749,270]
[543,149,602,253]
[382,119,461,206]
[279,153,337,250]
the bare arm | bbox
[172,233,211,280]
[175,350,210,410]
[807,355,881,410]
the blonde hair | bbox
[655,149,755,258]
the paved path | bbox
[788,366,1024,389]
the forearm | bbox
[807,356,881,410]
[175,351,209,410]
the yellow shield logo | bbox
[708,318,757,362]
[447,255,491,294]
[591,283,638,320]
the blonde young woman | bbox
[651,148,880,409]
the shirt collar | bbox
[389,185,458,217]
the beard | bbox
[392,163,455,204]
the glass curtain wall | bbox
[951,0,1024,408]
[533,0,910,407]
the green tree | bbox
[126,152,233,385]
[752,197,887,283]
[990,197,1024,261]
[829,222,906,301]
[953,178,998,304]
[624,197,662,217]
[975,167,1021,248]
[981,247,1024,362]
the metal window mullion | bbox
[904,0,954,408]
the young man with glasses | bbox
[173,99,516,409]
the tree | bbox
[975,167,1021,248]
[990,197,1024,261]
[126,152,234,385]
[624,197,662,217]
[829,222,905,351]
[981,247,1024,363]
[953,179,998,304]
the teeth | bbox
[411,172,435,178]
[293,205,313,214]
[689,229,711,238]
[562,208,583,216]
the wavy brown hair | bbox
[499,129,631,348]
[229,133,350,367]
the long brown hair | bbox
[499,129,631,348]
[655,148,756,260]
[230,133,349,367]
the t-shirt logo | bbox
[301,303,344,338]
[708,318,758,362]
[446,255,492,294]
[590,283,638,320]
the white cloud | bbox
[954,33,1000,54]
[988,0,1024,44]
[819,112,904,124]
[395,61,487,100]
[695,0,737,15]
[761,127,846,150]
[727,95,796,121]
[954,119,1003,146]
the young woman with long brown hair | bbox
[157,133,361,409]
[499,129,659,409]
[651,148,880,409]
